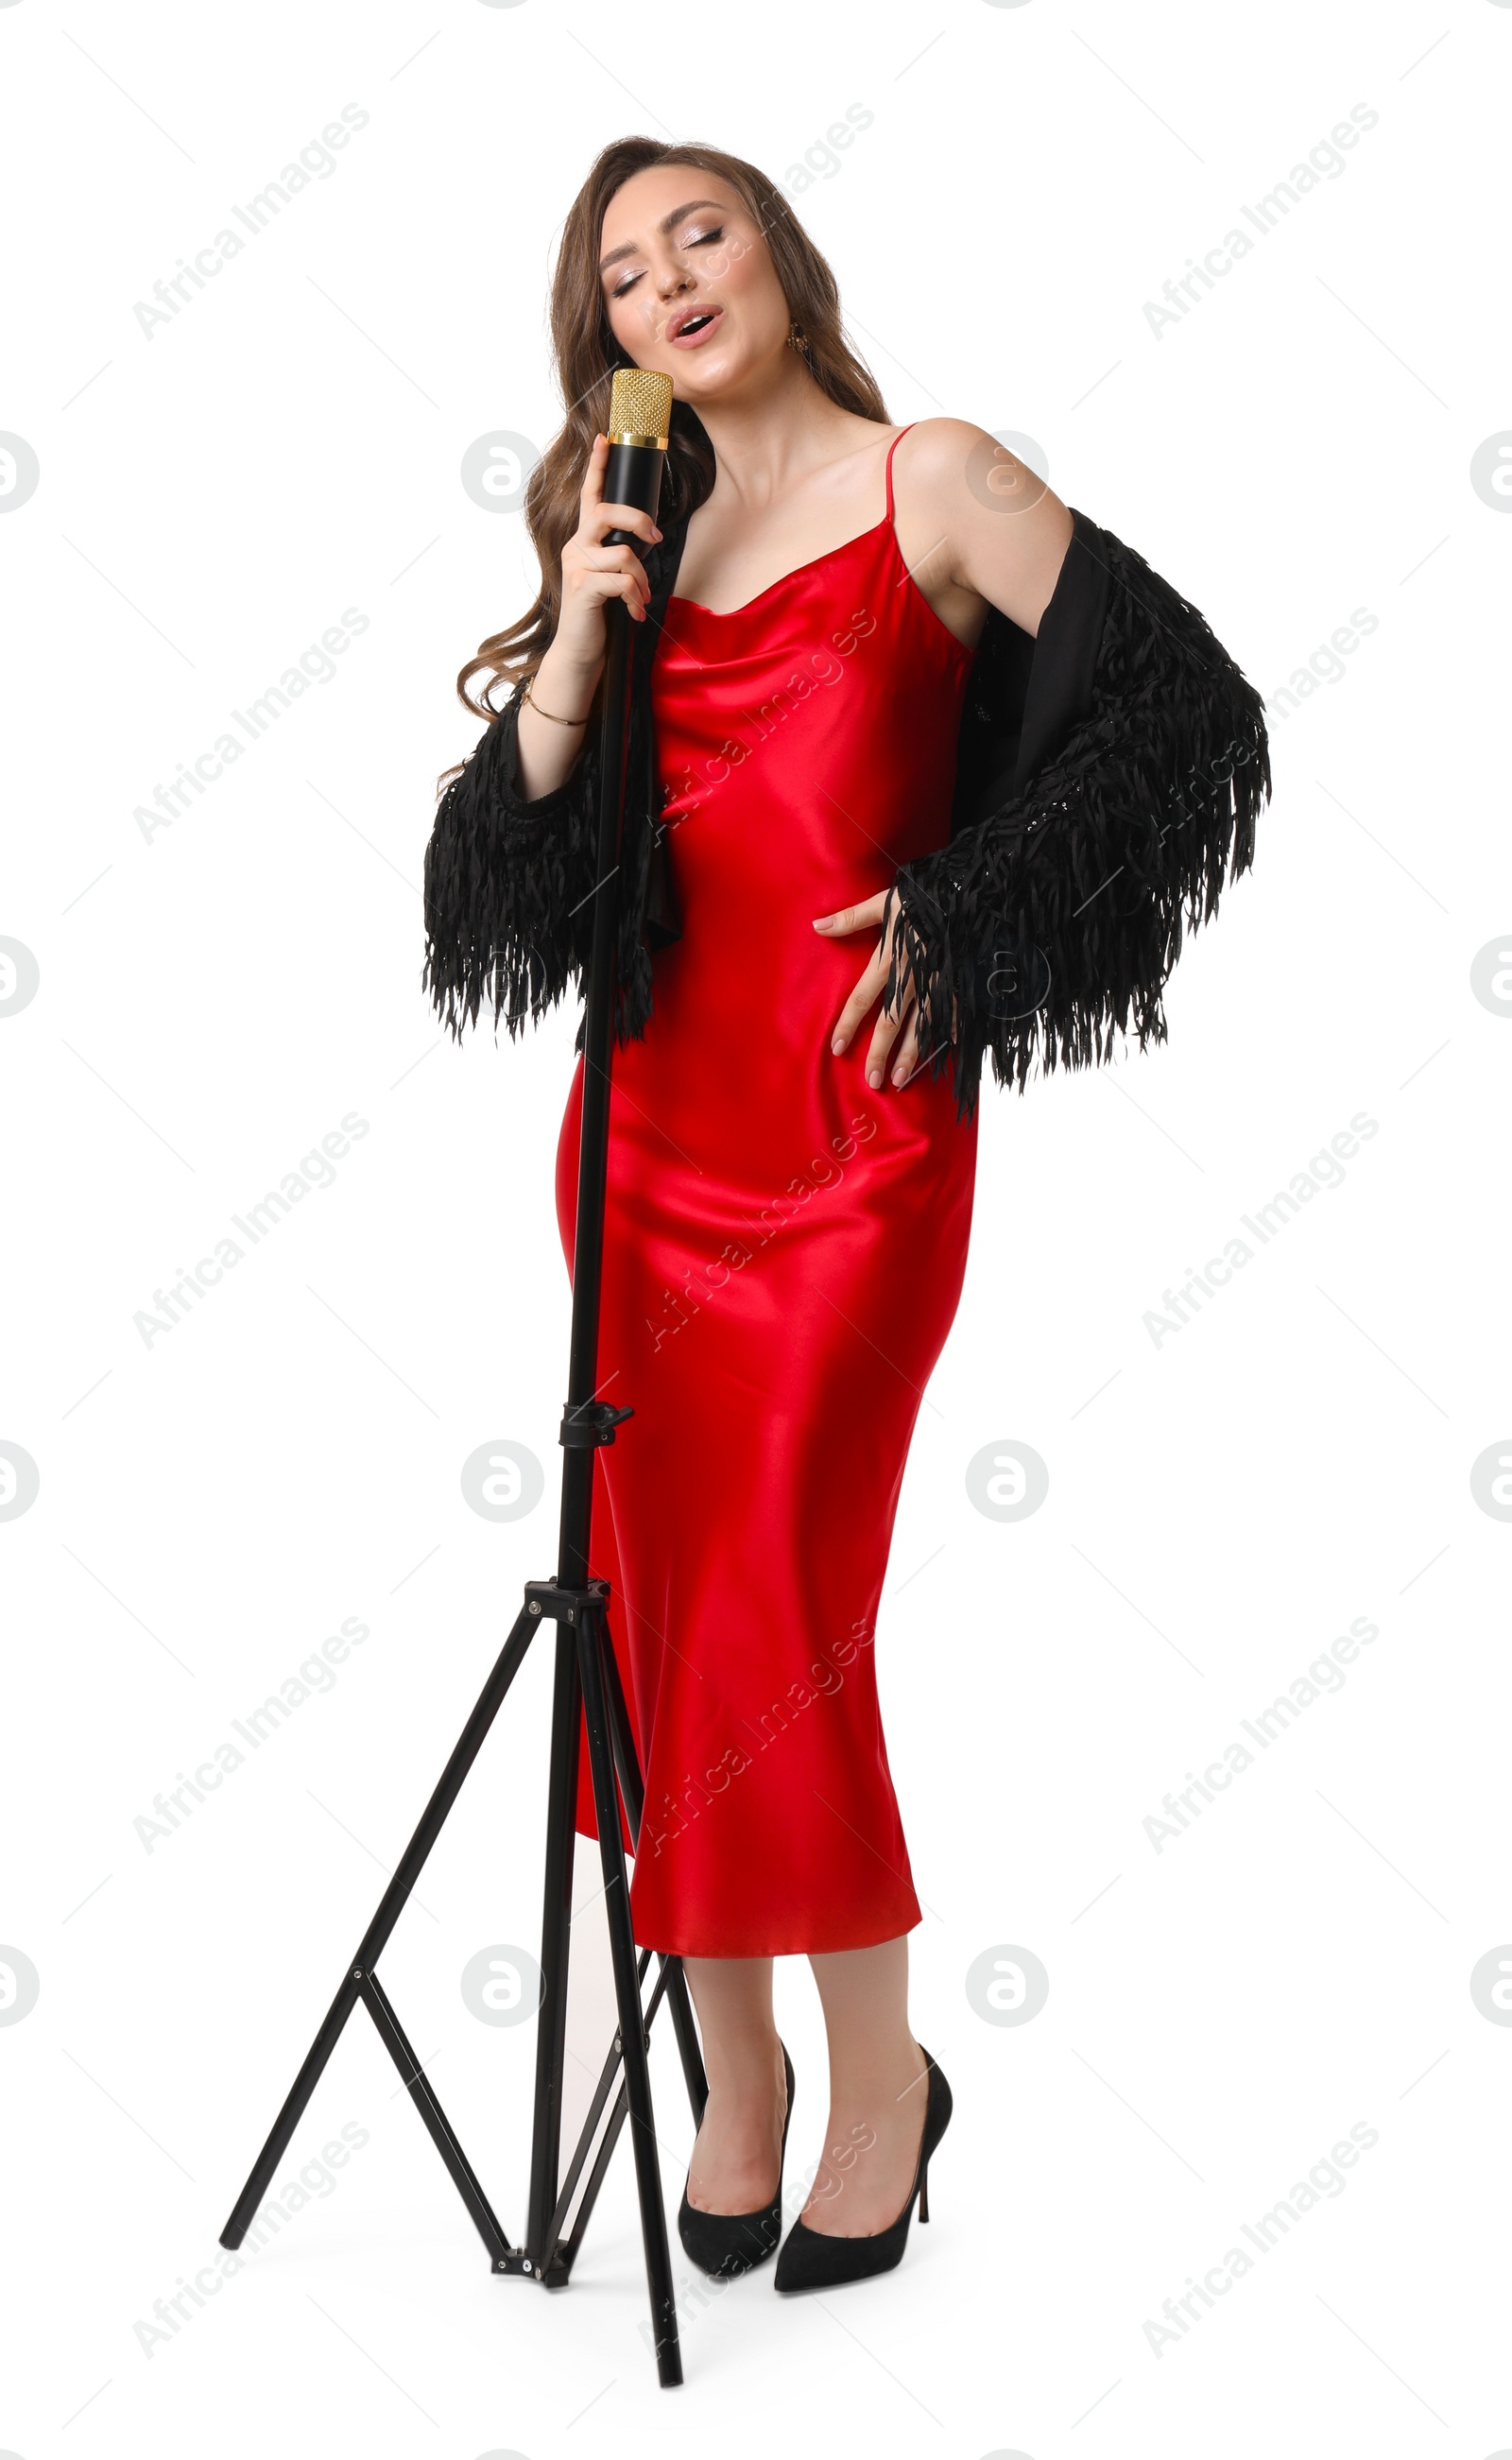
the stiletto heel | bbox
[773,2046,952,2293]
[678,2041,795,2279]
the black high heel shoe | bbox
[678,2041,795,2279]
[772,2044,951,2294]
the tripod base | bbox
[219,1575,703,2389]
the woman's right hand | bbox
[514,434,663,799]
[554,430,662,670]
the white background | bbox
[3,0,1509,2451]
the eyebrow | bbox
[598,198,729,275]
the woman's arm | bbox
[421,435,662,1038]
[421,680,600,1041]
[512,431,662,800]
[820,421,1268,1113]
[899,414,1074,643]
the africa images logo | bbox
[132,105,370,339]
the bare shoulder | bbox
[892,414,996,488]
[892,414,1048,514]
[893,416,1074,638]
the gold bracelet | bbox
[522,675,590,727]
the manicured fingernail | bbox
[651,525,662,539]
[813,916,832,931]
[892,1066,906,1085]
[868,1068,883,1089]
[832,1034,846,1055]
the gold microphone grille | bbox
[609,367,674,446]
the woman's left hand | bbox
[814,889,929,1090]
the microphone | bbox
[601,367,674,548]
[598,367,680,947]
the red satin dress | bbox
[555,424,978,1956]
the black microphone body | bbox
[602,438,666,547]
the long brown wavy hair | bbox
[453,134,890,727]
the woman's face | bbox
[598,167,789,403]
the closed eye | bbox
[611,228,725,301]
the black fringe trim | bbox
[883,523,1270,1121]
[421,647,667,1051]
[421,682,602,1042]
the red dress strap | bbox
[885,421,916,525]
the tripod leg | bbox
[220,1599,539,2249]
[577,1594,682,2387]
[659,1962,707,2131]
[359,1971,510,2265]
[524,1619,582,2272]
[602,1639,708,2127]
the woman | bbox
[423,137,1268,2295]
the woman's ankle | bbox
[701,2025,784,2109]
[825,2029,922,2106]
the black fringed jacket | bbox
[421,496,1270,1119]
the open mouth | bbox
[670,305,723,346]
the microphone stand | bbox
[218,406,703,2389]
